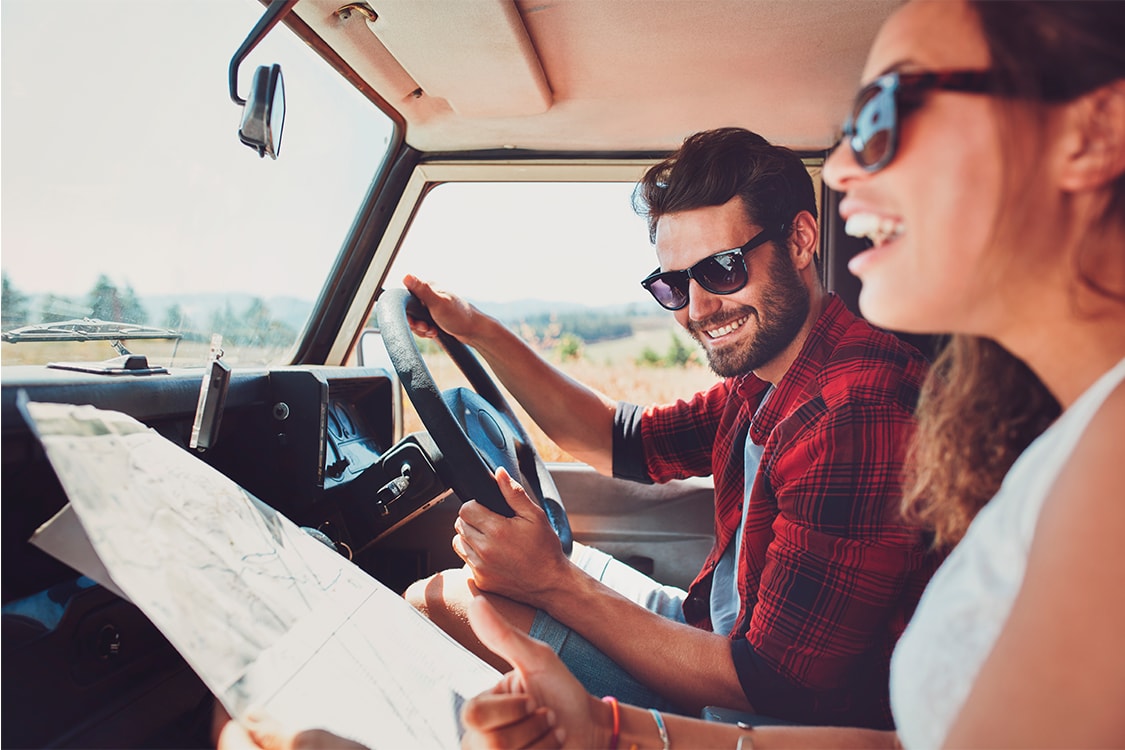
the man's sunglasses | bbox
[641,224,786,310]
[841,70,998,173]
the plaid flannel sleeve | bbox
[613,380,731,483]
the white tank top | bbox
[890,357,1125,750]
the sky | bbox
[1,0,388,301]
[389,181,659,309]
[1,0,662,311]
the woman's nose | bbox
[823,138,863,192]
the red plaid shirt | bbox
[613,294,940,728]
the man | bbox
[404,128,938,729]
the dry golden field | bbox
[1,339,292,368]
[402,323,721,463]
[3,322,720,465]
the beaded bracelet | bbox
[602,696,620,750]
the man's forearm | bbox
[468,314,618,473]
[540,566,751,714]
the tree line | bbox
[1,272,296,347]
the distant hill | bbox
[20,291,661,341]
[471,298,660,324]
[140,293,313,334]
[468,298,665,346]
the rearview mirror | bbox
[238,63,285,159]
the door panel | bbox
[550,464,714,591]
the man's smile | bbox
[703,314,750,340]
[688,310,755,344]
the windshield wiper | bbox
[3,318,183,376]
[1,318,183,345]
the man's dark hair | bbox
[632,127,818,244]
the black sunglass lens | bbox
[647,276,689,310]
[695,253,747,293]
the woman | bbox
[458,0,1125,748]
[216,0,1124,747]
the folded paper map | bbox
[23,399,499,749]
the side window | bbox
[384,182,720,462]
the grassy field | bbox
[3,322,721,465]
[1,339,293,368]
[402,321,720,463]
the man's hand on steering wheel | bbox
[403,274,484,344]
[454,467,574,607]
[375,282,573,554]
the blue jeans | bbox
[528,543,688,713]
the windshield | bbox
[1,0,394,368]
[381,180,723,462]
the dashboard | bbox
[0,364,454,747]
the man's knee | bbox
[403,567,474,628]
[402,573,433,615]
[403,567,539,673]
[404,567,538,640]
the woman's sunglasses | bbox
[641,224,786,310]
[841,70,998,173]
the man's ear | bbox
[1058,80,1125,192]
[789,209,819,271]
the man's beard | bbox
[688,246,810,378]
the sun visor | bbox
[361,0,552,118]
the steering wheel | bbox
[375,288,573,555]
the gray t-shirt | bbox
[710,386,772,636]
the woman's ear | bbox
[1058,80,1125,192]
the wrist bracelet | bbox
[649,708,670,750]
[602,696,620,750]
[735,721,754,750]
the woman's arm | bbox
[462,596,899,750]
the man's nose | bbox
[686,278,722,321]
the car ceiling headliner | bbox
[292,0,898,154]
